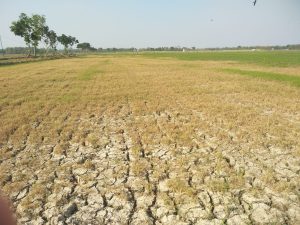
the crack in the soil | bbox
[146,184,158,225]
[207,192,216,219]
[167,191,179,216]
[126,187,137,225]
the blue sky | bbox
[0,0,299,48]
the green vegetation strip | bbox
[141,51,300,67]
[78,66,103,80]
[0,55,76,67]
[222,68,300,87]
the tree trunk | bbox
[53,48,57,56]
[26,45,32,58]
[45,46,50,57]
[33,46,36,57]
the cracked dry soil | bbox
[0,55,300,225]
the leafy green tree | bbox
[10,13,46,57]
[30,14,46,56]
[43,26,57,55]
[10,13,32,56]
[77,42,91,52]
[47,30,58,53]
[57,34,78,54]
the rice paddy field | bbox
[0,51,300,225]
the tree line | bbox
[2,44,300,56]
[10,13,94,57]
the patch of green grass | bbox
[141,51,300,67]
[59,94,77,103]
[222,68,300,87]
[0,55,72,67]
[78,66,102,80]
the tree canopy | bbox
[77,42,91,50]
[77,42,97,52]
[10,13,46,56]
[57,34,78,53]
[43,26,58,55]
[10,13,79,56]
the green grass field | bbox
[221,68,300,87]
[141,50,300,67]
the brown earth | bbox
[0,55,299,224]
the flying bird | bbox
[253,0,257,6]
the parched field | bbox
[0,52,300,225]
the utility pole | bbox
[0,35,4,56]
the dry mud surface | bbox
[0,56,300,224]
